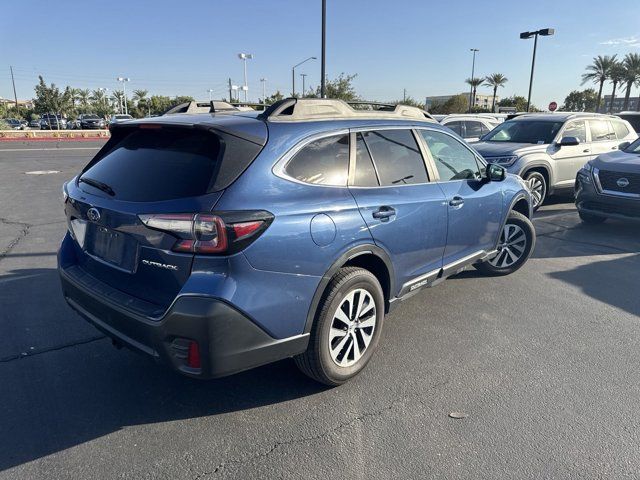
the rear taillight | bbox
[138,211,273,255]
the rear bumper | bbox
[59,265,309,379]
[575,171,640,222]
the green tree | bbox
[262,90,284,105]
[33,76,73,116]
[397,95,423,108]
[465,77,483,111]
[309,73,359,101]
[483,73,508,113]
[581,54,617,112]
[606,62,626,112]
[429,94,469,114]
[77,89,91,113]
[562,89,598,112]
[621,53,640,111]
[498,95,535,112]
[90,89,113,117]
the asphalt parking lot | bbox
[1,141,639,479]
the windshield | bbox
[482,120,564,144]
[624,138,640,153]
[84,115,100,119]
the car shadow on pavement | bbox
[0,268,327,473]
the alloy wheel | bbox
[489,223,527,268]
[527,175,545,208]
[328,288,377,367]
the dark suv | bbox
[59,98,535,385]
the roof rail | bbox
[258,98,435,123]
[163,100,239,115]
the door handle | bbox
[449,196,464,208]
[372,206,396,221]
[583,149,590,153]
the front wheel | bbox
[476,210,536,276]
[295,267,385,386]
[524,171,547,211]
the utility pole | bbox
[228,78,233,102]
[468,49,479,113]
[10,66,18,110]
[238,53,253,102]
[208,89,214,102]
[403,88,406,102]
[260,78,267,106]
[320,0,327,98]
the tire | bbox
[476,210,536,276]
[295,267,385,386]
[524,171,547,211]
[578,211,606,224]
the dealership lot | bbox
[1,141,640,479]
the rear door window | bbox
[79,128,262,201]
[360,130,428,186]
[353,133,379,187]
[285,134,349,186]
[589,120,614,141]
[465,121,484,138]
[611,121,630,139]
[444,121,463,136]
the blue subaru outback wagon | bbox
[59,98,535,385]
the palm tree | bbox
[69,88,81,109]
[132,89,148,105]
[581,55,617,112]
[621,53,640,111]
[111,90,124,113]
[78,89,91,110]
[483,73,508,113]
[465,77,484,111]
[605,62,625,113]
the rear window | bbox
[612,121,630,139]
[79,128,261,201]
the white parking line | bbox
[0,147,102,152]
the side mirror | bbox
[619,141,631,151]
[557,136,580,147]
[486,163,506,182]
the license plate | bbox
[85,225,137,272]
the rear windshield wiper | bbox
[79,176,116,196]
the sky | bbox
[1,0,639,109]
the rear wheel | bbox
[524,171,547,211]
[578,211,606,224]
[476,211,535,276]
[295,267,384,386]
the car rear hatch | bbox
[63,118,267,310]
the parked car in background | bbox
[59,98,535,386]
[617,112,640,134]
[473,113,637,209]
[440,114,501,142]
[28,119,41,129]
[76,114,106,129]
[576,136,640,223]
[40,114,67,130]
[3,118,24,130]
[109,114,133,128]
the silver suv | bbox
[473,113,637,209]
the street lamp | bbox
[237,53,253,102]
[292,56,316,97]
[116,77,130,114]
[300,73,308,97]
[520,28,555,112]
[468,48,479,113]
[260,78,267,106]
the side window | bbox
[285,134,349,186]
[353,133,379,187]
[420,130,481,181]
[589,120,614,142]
[444,121,463,136]
[361,130,428,186]
[562,120,587,143]
[480,123,492,136]
[612,121,630,139]
[465,121,483,138]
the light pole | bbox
[231,85,239,103]
[468,49,479,113]
[321,0,326,98]
[116,77,130,114]
[292,56,316,97]
[300,74,307,96]
[260,78,267,106]
[520,28,555,112]
[237,53,253,102]
[208,89,214,101]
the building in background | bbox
[425,92,500,111]
[601,95,640,114]
[0,98,35,110]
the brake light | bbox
[138,211,272,255]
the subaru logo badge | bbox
[616,177,630,189]
[87,207,101,222]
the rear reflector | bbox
[187,341,201,369]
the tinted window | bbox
[612,121,630,139]
[465,121,484,138]
[285,134,349,186]
[353,133,379,187]
[483,120,563,144]
[562,120,587,143]
[420,130,481,181]
[361,130,428,186]
[80,128,261,202]
[589,120,614,141]
[444,121,463,136]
